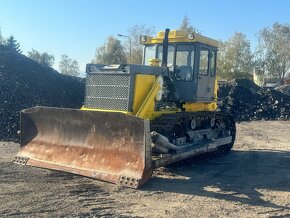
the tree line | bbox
[218,22,290,81]
[93,17,290,81]
[1,17,290,80]
[0,29,80,76]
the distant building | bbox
[253,68,290,88]
[263,78,282,88]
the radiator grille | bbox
[85,74,131,111]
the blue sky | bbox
[0,0,290,73]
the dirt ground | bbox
[1,121,290,217]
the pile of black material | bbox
[0,50,85,141]
[218,79,290,121]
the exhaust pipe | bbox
[161,28,170,68]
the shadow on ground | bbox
[142,149,290,211]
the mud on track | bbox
[1,121,290,217]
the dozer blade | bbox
[14,106,153,188]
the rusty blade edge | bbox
[26,158,121,185]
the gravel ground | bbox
[1,121,290,217]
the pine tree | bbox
[6,35,22,53]
[0,29,7,51]
[0,29,3,45]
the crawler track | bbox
[150,111,236,162]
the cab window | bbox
[144,45,156,65]
[157,45,174,67]
[209,50,216,76]
[174,45,195,81]
[199,48,209,75]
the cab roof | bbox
[141,30,219,48]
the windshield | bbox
[175,45,195,81]
[144,45,174,67]
[144,45,156,65]
[157,45,174,68]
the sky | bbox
[0,0,290,74]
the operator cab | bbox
[140,30,218,103]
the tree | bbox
[5,35,21,53]
[255,22,290,80]
[93,36,126,64]
[178,16,201,34]
[59,54,80,76]
[123,24,155,64]
[27,49,55,67]
[0,28,3,45]
[217,32,253,79]
[0,28,6,51]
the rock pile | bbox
[0,50,85,141]
[218,79,290,121]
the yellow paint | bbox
[133,75,179,120]
[136,77,160,119]
[134,75,180,119]
[214,78,218,100]
[183,102,217,112]
[149,58,161,66]
[133,74,156,115]
[80,106,133,115]
[81,75,178,120]
[183,78,218,112]
[141,30,219,48]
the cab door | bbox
[208,50,217,99]
[196,46,216,101]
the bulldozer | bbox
[13,29,236,188]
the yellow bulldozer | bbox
[13,29,236,188]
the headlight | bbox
[188,33,195,40]
[140,35,147,43]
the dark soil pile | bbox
[0,50,85,141]
[218,79,290,121]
